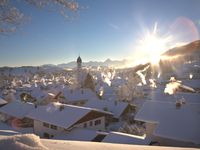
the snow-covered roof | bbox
[53,128,101,141]
[0,122,20,137]
[27,103,111,129]
[0,122,33,137]
[0,101,35,119]
[135,101,200,144]
[181,79,200,89]
[31,88,48,101]
[149,90,200,103]
[54,128,151,145]
[102,132,151,145]
[0,97,7,105]
[84,100,129,118]
[63,88,98,102]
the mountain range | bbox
[53,58,129,69]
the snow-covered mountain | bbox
[57,59,128,68]
[163,40,200,57]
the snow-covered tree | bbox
[0,0,80,34]
[116,72,144,102]
[83,73,95,91]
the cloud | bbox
[109,23,120,30]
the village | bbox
[0,54,199,148]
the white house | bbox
[53,128,107,142]
[58,88,99,106]
[84,99,135,120]
[26,102,113,139]
[53,128,151,145]
[102,131,151,145]
[0,101,35,127]
[148,89,200,104]
[0,101,34,120]
[135,101,200,147]
[0,97,7,107]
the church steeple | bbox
[77,56,82,69]
[76,56,83,88]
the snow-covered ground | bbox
[42,139,199,150]
[0,56,200,149]
[0,134,198,150]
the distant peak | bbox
[104,58,112,62]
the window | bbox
[50,124,57,130]
[89,121,93,126]
[43,122,49,128]
[43,132,50,139]
[83,123,87,128]
[94,119,101,126]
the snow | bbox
[0,97,7,105]
[0,122,33,138]
[27,103,91,129]
[102,131,151,145]
[54,128,151,145]
[0,122,20,137]
[135,101,200,144]
[0,101,35,119]
[84,100,129,118]
[0,134,48,150]
[27,102,111,129]
[62,88,98,102]
[181,79,200,89]
[42,139,198,150]
[53,128,101,141]
[30,87,48,101]
[0,134,198,150]
[149,90,200,103]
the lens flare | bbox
[131,17,199,67]
[135,23,173,65]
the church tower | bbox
[77,56,82,69]
[76,56,83,88]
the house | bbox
[0,101,35,127]
[0,122,20,137]
[53,128,150,145]
[135,101,200,147]
[26,102,113,139]
[181,79,200,90]
[2,88,16,103]
[102,131,151,145]
[30,87,49,102]
[84,100,135,120]
[53,128,107,142]
[0,97,7,107]
[149,89,200,104]
[59,88,99,106]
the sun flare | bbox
[135,23,172,65]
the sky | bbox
[0,0,200,67]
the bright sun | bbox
[136,23,172,65]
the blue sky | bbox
[0,0,200,67]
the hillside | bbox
[163,40,200,57]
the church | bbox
[76,56,95,91]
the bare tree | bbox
[0,0,79,34]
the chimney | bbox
[34,104,37,108]
[175,100,181,109]
[59,105,64,111]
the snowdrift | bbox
[0,134,48,150]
